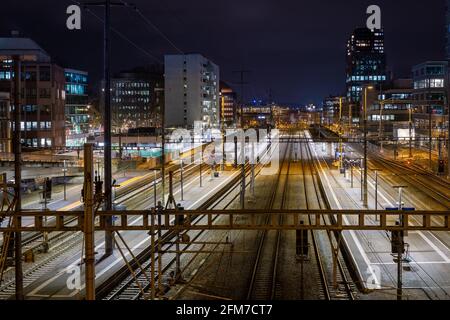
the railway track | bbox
[99,140,280,300]
[0,161,210,298]
[246,140,291,300]
[368,156,450,209]
[0,231,82,299]
[7,162,189,248]
[18,161,203,249]
[302,132,356,300]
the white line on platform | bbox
[371,261,450,265]
[308,134,379,285]
[367,177,450,263]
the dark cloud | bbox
[0,0,444,104]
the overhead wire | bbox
[70,0,162,63]
[119,1,184,54]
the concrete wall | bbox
[165,54,220,129]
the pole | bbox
[360,161,363,202]
[339,98,344,173]
[232,69,251,129]
[394,140,398,161]
[379,100,384,152]
[397,248,402,300]
[150,208,155,300]
[374,170,381,221]
[43,187,49,253]
[375,170,378,211]
[351,165,354,188]
[240,163,245,210]
[240,137,245,210]
[13,55,23,300]
[161,104,165,205]
[429,111,432,171]
[221,127,225,171]
[103,0,113,257]
[363,87,369,208]
[63,160,67,201]
[300,222,304,300]
[153,170,157,206]
[349,103,352,138]
[83,143,95,300]
[180,160,184,201]
[447,94,450,177]
[234,137,238,168]
[251,164,255,197]
[409,107,413,158]
[167,172,182,280]
[199,143,203,187]
[438,136,442,164]
[395,217,403,301]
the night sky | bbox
[0,0,446,105]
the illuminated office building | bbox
[346,27,387,122]
[65,69,89,146]
[165,54,220,129]
[0,37,65,148]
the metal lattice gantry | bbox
[0,209,449,232]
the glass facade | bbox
[109,67,164,133]
[65,69,89,146]
[111,79,152,132]
[411,61,448,143]
[346,28,387,104]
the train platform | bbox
[310,140,450,300]
[21,167,238,300]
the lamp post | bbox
[373,168,382,221]
[62,160,67,201]
[180,159,184,201]
[446,88,450,178]
[393,185,408,211]
[408,105,414,159]
[429,99,433,171]
[363,86,374,208]
[379,98,384,153]
[339,97,344,174]
[393,185,408,301]
[149,168,159,207]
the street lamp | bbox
[339,97,344,174]
[378,96,393,153]
[378,98,384,153]
[149,168,159,207]
[180,159,184,201]
[363,86,374,208]
[62,160,67,201]
[446,88,450,178]
[408,105,413,159]
[393,185,408,212]
[373,168,383,221]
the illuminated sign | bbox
[397,128,415,139]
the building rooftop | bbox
[0,37,51,62]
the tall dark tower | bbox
[346,28,387,104]
[345,27,387,123]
